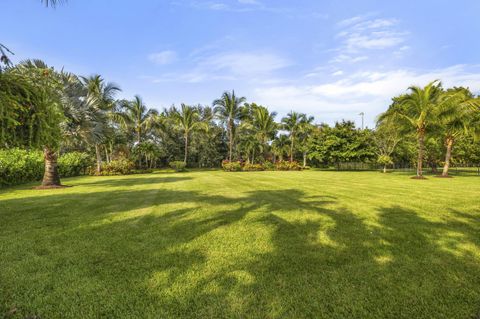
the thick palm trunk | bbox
[95,144,102,173]
[184,133,188,164]
[42,147,61,187]
[416,129,425,177]
[303,152,307,167]
[442,137,454,177]
[383,165,387,173]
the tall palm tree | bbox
[380,80,443,178]
[281,111,313,162]
[117,95,159,145]
[80,75,121,173]
[437,88,480,177]
[213,90,246,161]
[173,103,205,164]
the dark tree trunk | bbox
[184,133,188,164]
[442,137,454,177]
[95,144,102,174]
[416,129,425,177]
[290,134,294,162]
[228,121,233,162]
[42,147,61,187]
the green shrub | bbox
[98,159,135,175]
[0,148,44,187]
[263,161,275,170]
[243,163,265,171]
[169,161,187,172]
[58,152,91,177]
[275,160,302,171]
[222,160,242,172]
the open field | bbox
[1,170,479,318]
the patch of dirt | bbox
[33,185,72,190]
[410,176,428,180]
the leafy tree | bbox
[213,90,246,161]
[272,134,290,162]
[309,121,375,166]
[374,114,401,173]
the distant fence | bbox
[331,162,480,175]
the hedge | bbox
[0,149,91,187]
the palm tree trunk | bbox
[290,135,294,162]
[184,133,188,164]
[417,129,425,177]
[383,165,387,173]
[95,144,102,173]
[303,151,307,167]
[42,147,61,187]
[442,137,454,177]
[104,145,110,163]
[228,122,233,162]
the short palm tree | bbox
[437,88,480,177]
[173,104,205,164]
[281,111,313,162]
[80,75,121,173]
[272,134,290,162]
[380,80,443,178]
[117,95,159,144]
[213,90,246,161]
[251,104,277,159]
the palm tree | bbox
[213,90,246,161]
[117,95,159,145]
[380,80,443,178]
[80,75,121,173]
[11,60,65,187]
[250,104,277,160]
[437,88,480,177]
[281,111,313,162]
[272,134,290,163]
[173,103,205,165]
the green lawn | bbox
[1,171,479,318]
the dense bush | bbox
[243,163,265,171]
[58,152,91,177]
[222,160,242,172]
[275,161,302,171]
[169,161,187,172]
[96,158,135,175]
[0,148,44,187]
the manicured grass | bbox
[1,170,479,318]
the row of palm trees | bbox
[379,80,480,178]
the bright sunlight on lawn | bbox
[1,170,479,318]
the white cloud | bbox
[148,50,177,65]
[252,65,480,125]
[151,50,290,83]
[330,15,408,66]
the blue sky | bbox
[2,0,480,127]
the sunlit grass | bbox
[1,170,479,318]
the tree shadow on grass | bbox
[1,187,480,318]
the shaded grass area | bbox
[1,171,479,318]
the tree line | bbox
[1,60,480,187]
